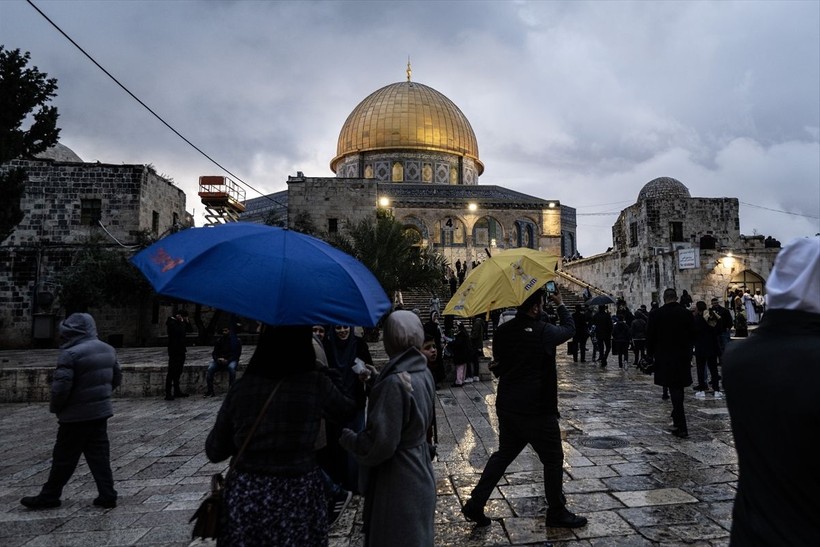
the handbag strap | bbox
[229,378,283,473]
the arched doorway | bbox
[728,269,766,298]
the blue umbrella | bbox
[131,223,391,327]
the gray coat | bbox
[339,347,436,547]
[50,313,122,423]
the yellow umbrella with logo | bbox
[443,248,559,317]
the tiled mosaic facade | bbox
[334,151,481,186]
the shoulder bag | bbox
[190,380,283,540]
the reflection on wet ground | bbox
[0,345,735,546]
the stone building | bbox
[560,177,781,307]
[242,74,578,268]
[0,146,191,348]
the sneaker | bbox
[464,377,474,384]
[713,391,725,400]
[462,500,491,527]
[329,490,352,526]
[671,429,690,439]
[694,391,706,399]
[472,376,480,382]
[93,497,117,509]
[545,507,588,528]
[20,495,61,510]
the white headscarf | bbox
[765,237,820,314]
[382,310,424,357]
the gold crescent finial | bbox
[406,57,412,82]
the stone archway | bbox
[728,269,766,298]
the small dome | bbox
[638,177,690,201]
[35,143,82,162]
[331,80,482,174]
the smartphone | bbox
[545,280,557,294]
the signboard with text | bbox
[678,248,700,269]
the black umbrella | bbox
[586,294,616,307]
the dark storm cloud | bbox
[2,0,817,254]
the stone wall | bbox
[562,243,779,308]
[0,160,188,348]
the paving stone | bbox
[0,345,739,546]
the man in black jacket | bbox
[592,305,613,367]
[647,288,695,438]
[570,304,588,362]
[461,288,587,530]
[709,297,733,366]
[165,310,191,400]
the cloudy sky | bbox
[3,0,818,255]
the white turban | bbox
[765,237,820,314]
[382,310,424,357]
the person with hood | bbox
[723,237,820,545]
[339,310,437,547]
[449,321,473,387]
[206,325,355,545]
[21,313,122,510]
[461,288,587,530]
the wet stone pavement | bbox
[0,344,737,546]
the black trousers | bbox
[597,337,611,365]
[669,387,687,432]
[165,351,186,395]
[571,334,588,362]
[41,418,116,501]
[469,411,566,510]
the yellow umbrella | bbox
[443,248,559,317]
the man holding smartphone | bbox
[461,285,587,530]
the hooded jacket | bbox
[50,313,122,422]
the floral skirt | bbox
[219,467,327,547]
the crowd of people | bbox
[19,237,818,546]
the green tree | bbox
[330,210,446,298]
[59,244,153,314]
[0,47,60,242]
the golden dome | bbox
[331,81,483,174]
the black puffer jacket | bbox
[492,305,574,416]
[50,313,122,423]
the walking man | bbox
[570,304,588,362]
[461,288,587,529]
[21,313,122,509]
[647,288,695,438]
[164,310,191,400]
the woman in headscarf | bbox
[205,325,355,546]
[339,310,437,547]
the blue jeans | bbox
[206,359,237,392]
